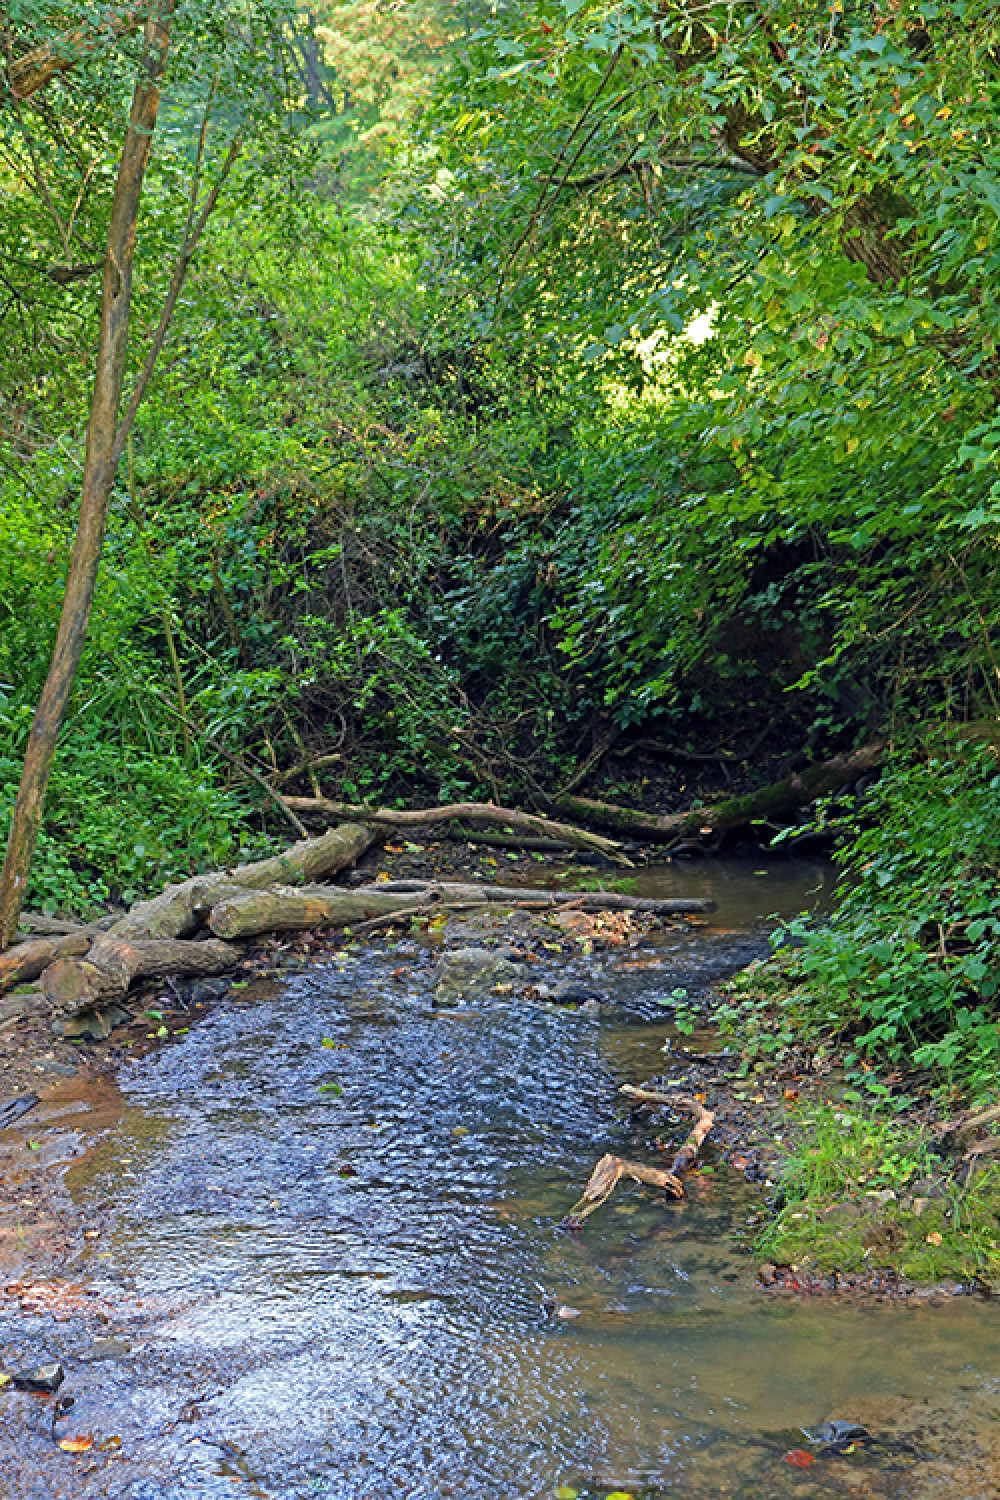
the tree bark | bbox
[0,0,174,951]
[548,742,884,844]
[0,933,92,993]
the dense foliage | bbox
[3,0,1000,1088]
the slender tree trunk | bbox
[0,2,173,950]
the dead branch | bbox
[281,796,632,865]
[373,879,714,915]
[936,1101,1000,1139]
[452,827,571,852]
[561,1091,716,1228]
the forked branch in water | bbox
[561,1091,715,1228]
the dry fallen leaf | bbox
[58,1435,94,1453]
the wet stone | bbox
[56,1004,128,1041]
[432,947,528,1006]
[34,1059,78,1078]
[545,980,604,1006]
[12,1361,64,1393]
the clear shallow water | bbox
[3,861,999,1499]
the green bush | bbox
[779,743,1000,1089]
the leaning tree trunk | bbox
[548,742,885,843]
[0,3,174,950]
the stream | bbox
[2,856,999,1498]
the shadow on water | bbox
[3,858,999,1499]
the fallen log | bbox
[207,885,430,941]
[549,741,885,844]
[375,879,715,915]
[453,827,572,852]
[110,823,377,942]
[13,912,107,940]
[194,877,713,944]
[41,934,240,1013]
[0,932,92,995]
[561,1092,715,1228]
[280,797,631,865]
[33,824,377,1015]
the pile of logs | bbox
[0,822,714,1035]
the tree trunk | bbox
[0,0,175,950]
[548,742,884,843]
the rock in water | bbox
[804,1419,871,1449]
[432,948,528,1006]
[12,1361,65,1392]
[547,980,604,1005]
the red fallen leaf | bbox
[783,1449,815,1469]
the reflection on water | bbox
[4,861,997,1499]
[633,853,836,931]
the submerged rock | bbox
[80,1338,131,1364]
[804,1419,871,1450]
[433,947,528,1006]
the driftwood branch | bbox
[281,796,632,865]
[561,1092,715,1228]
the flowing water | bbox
[2,856,1000,1499]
